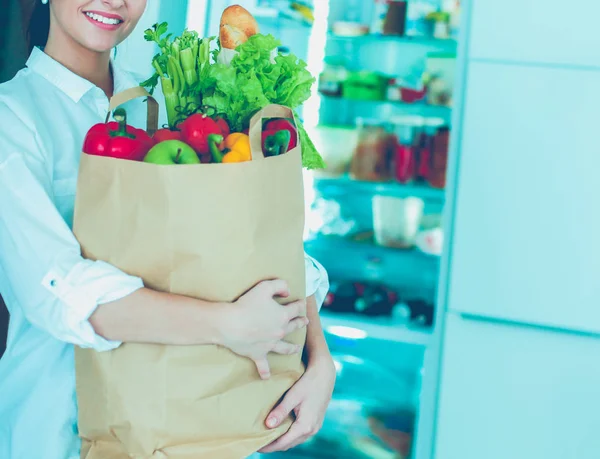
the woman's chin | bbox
[82,39,120,55]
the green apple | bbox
[143,140,200,165]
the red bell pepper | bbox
[263,118,297,151]
[83,109,155,161]
[262,129,292,157]
[179,113,222,155]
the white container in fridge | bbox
[373,196,425,248]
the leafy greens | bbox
[142,23,325,170]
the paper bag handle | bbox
[107,86,159,136]
[249,104,297,161]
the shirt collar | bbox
[26,47,139,103]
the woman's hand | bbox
[259,295,336,453]
[258,354,336,453]
[217,280,309,380]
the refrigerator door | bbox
[469,0,600,67]
[434,313,600,459]
[447,60,600,333]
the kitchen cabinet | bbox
[448,61,600,333]
[469,0,600,67]
[435,313,600,459]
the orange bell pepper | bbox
[210,133,252,164]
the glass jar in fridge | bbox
[373,195,425,248]
[390,116,424,184]
[416,117,445,182]
[350,118,394,182]
[429,126,450,189]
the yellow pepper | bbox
[223,133,246,150]
[209,133,252,164]
[222,133,251,163]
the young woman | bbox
[0,1,336,458]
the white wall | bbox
[187,0,209,35]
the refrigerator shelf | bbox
[253,6,313,28]
[304,236,440,298]
[322,311,432,347]
[313,174,446,202]
[328,32,458,48]
[319,94,453,125]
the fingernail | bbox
[295,345,302,353]
[305,318,310,325]
[267,416,278,428]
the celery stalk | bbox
[167,57,181,94]
[192,39,200,64]
[171,40,181,63]
[152,60,164,78]
[180,48,198,86]
[160,77,179,128]
[198,38,210,72]
[171,56,185,95]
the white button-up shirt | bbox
[0,47,328,459]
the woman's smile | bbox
[83,10,125,31]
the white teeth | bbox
[85,12,122,26]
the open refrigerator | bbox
[202,1,460,457]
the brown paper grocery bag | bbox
[73,87,307,459]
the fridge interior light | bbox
[326,325,368,340]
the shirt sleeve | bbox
[304,252,329,310]
[0,120,143,351]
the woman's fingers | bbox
[272,341,301,356]
[265,385,301,429]
[260,279,290,298]
[259,421,310,453]
[285,316,309,336]
[254,358,272,380]
[285,299,307,322]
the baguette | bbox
[220,5,259,50]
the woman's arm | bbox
[90,288,225,346]
[90,282,307,349]
[303,295,332,360]
[89,288,235,346]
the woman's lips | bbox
[84,11,125,31]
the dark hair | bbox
[28,1,51,51]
